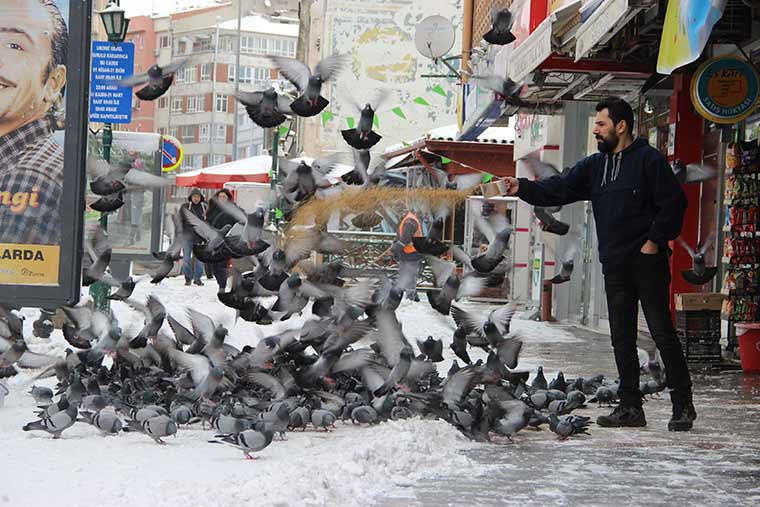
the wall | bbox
[304,0,464,155]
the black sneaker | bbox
[668,400,697,432]
[185,280,192,286]
[193,279,204,286]
[597,405,647,428]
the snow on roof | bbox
[218,15,299,37]
[383,124,515,156]
[179,155,273,177]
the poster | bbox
[0,0,90,305]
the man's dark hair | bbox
[40,0,69,81]
[596,96,634,135]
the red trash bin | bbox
[735,323,760,373]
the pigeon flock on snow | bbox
[1,8,680,461]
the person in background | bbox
[205,188,239,292]
[394,209,423,301]
[502,96,695,432]
[180,188,207,286]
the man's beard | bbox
[596,132,618,153]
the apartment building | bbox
[152,8,298,171]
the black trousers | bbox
[210,261,229,291]
[604,250,692,408]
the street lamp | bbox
[90,0,130,311]
[99,2,130,46]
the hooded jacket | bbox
[516,137,687,274]
[182,189,207,243]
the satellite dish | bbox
[415,16,456,60]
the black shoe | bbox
[596,405,647,428]
[185,280,192,286]
[668,398,697,432]
[193,279,204,286]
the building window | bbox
[228,64,236,83]
[201,63,211,81]
[195,35,212,52]
[181,125,196,143]
[213,124,226,141]
[211,154,226,166]
[199,124,210,142]
[160,35,171,48]
[184,154,202,169]
[176,66,197,84]
[171,97,183,113]
[215,94,228,113]
[169,127,179,139]
[186,95,204,113]
[158,96,168,109]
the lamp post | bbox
[90,1,130,311]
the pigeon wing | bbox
[269,56,311,91]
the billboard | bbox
[0,0,90,306]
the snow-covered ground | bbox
[1,277,579,507]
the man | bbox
[0,0,68,245]
[503,97,696,432]
[394,210,423,301]
[181,188,207,286]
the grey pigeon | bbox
[234,86,292,128]
[269,54,346,117]
[211,415,251,435]
[483,6,516,45]
[672,159,716,184]
[126,414,177,445]
[677,233,717,285]
[29,385,54,406]
[170,405,194,426]
[549,414,591,439]
[23,405,78,439]
[115,57,188,100]
[416,336,444,363]
[80,411,123,435]
[532,366,548,390]
[255,402,290,439]
[311,409,337,431]
[350,405,378,425]
[288,406,311,431]
[209,429,274,460]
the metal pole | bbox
[209,17,221,163]
[90,116,115,310]
[232,0,242,160]
[269,128,280,228]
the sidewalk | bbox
[384,324,760,507]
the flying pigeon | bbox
[677,233,717,285]
[234,87,292,128]
[115,58,188,101]
[483,7,516,45]
[269,54,347,117]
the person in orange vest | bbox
[394,210,423,301]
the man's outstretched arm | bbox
[503,158,592,206]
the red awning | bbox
[174,155,273,189]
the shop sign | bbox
[575,0,628,61]
[691,56,760,124]
[509,17,553,82]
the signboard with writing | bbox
[531,243,545,306]
[89,41,134,124]
[691,56,760,124]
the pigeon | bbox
[483,6,516,45]
[254,402,291,439]
[87,156,170,198]
[450,326,472,364]
[549,414,591,439]
[29,385,54,406]
[151,209,187,284]
[550,234,581,284]
[350,405,379,425]
[79,411,123,435]
[234,87,292,128]
[0,338,58,378]
[209,429,274,460]
[125,414,177,445]
[269,54,346,117]
[115,57,188,100]
[210,415,252,435]
[288,406,311,431]
[677,233,717,285]
[519,157,571,236]
[311,409,337,431]
[479,76,527,107]
[279,157,338,203]
[341,90,388,150]
[425,255,486,315]
[371,312,414,396]
[672,159,716,184]
[90,194,124,212]
[416,336,444,363]
[23,405,78,439]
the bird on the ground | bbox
[269,54,347,117]
[209,429,274,459]
[115,57,188,100]
[548,414,591,439]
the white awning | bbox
[508,1,583,83]
[574,0,645,62]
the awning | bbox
[175,155,273,188]
[574,0,648,62]
[508,1,583,83]
[175,155,354,189]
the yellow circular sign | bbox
[691,56,760,124]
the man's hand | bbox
[640,240,659,254]
[502,177,519,196]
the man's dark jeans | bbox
[604,250,692,408]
